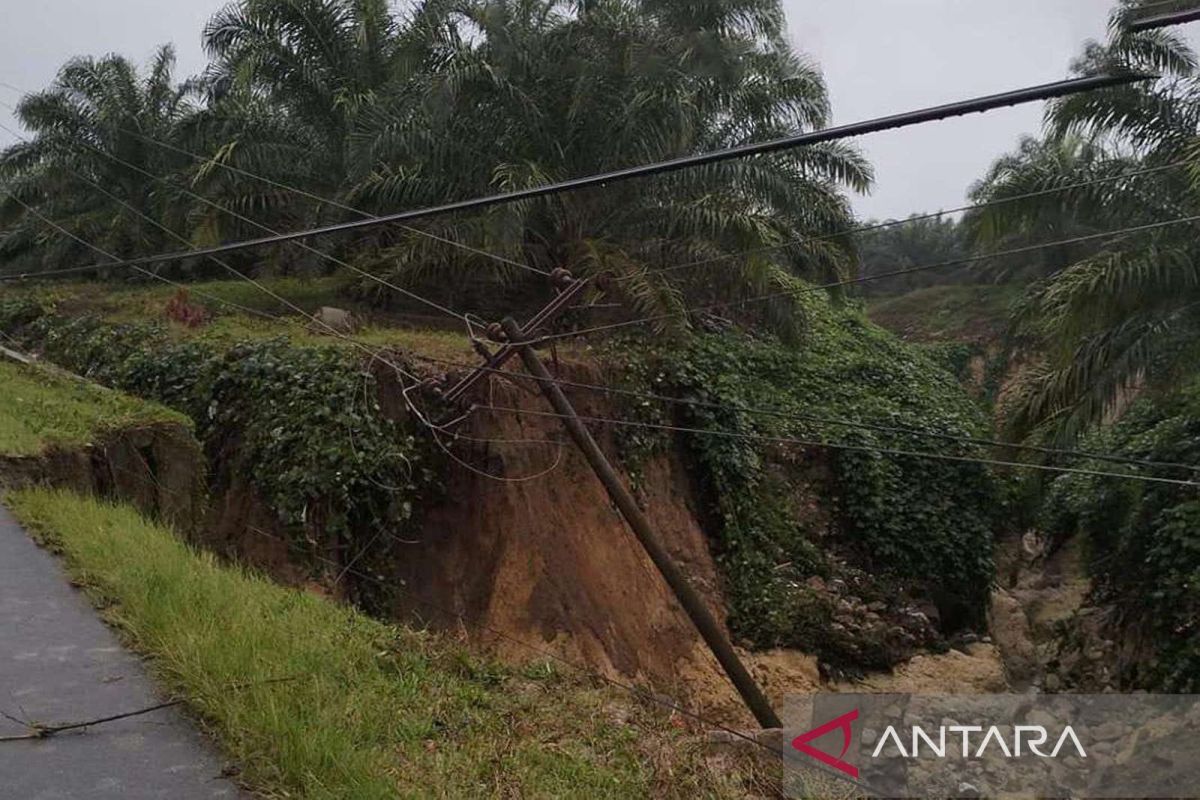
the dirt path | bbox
[0,505,241,799]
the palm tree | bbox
[970,1,1200,443]
[966,135,1149,282]
[856,214,968,294]
[0,47,198,274]
[196,0,413,245]
[344,0,872,338]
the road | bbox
[0,505,242,799]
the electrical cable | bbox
[640,159,1190,278]
[0,113,470,324]
[0,83,548,279]
[0,73,1153,276]
[0,123,430,385]
[408,352,1200,474]
[473,403,1200,487]
[538,211,1200,343]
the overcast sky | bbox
[0,1,1196,220]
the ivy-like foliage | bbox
[614,295,1001,663]
[1040,380,1200,691]
[1,305,435,577]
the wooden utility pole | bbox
[499,317,781,729]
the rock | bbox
[1043,673,1062,692]
[987,588,1039,688]
[1026,709,1058,728]
[1091,721,1126,742]
[755,728,784,753]
[308,306,360,334]
[1021,529,1046,561]
[705,729,759,755]
[958,781,981,798]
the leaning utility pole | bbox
[497,316,782,729]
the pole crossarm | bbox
[441,277,591,404]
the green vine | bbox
[1040,380,1200,690]
[612,295,1001,666]
[1,304,436,575]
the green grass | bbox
[867,284,1023,343]
[0,360,188,457]
[3,277,485,363]
[5,488,767,799]
[191,314,479,363]
[13,276,348,320]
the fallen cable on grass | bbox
[0,676,300,743]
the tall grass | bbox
[0,361,186,456]
[6,489,765,799]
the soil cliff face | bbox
[390,365,746,707]
[0,423,205,531]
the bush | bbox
[1,307,436,573]
[1040,380,1200,690]
[613,294,1001,664]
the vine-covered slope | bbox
[613,293,1002,668]
[1040,379,1200,691]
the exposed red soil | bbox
[388,361,751,711]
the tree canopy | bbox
[969,1,1200,443]
[0,0,871,340]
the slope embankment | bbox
[0,286,1014,717]
[0,357,205,528]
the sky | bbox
[0,1,1196,220]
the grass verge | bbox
[5,488,769,799]
[0,360,187,457]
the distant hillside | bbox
[867,284,1023,345]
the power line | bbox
[1127,6,1200,31]
[5,84,1182,298]
[0,189,426,385]
[414,352,1199,474]
[536,210,1200,343]
[0,83,548,279]
[0,73,1152,276]
[475,403,1200,487]
[8,155,1188,478]
[0,115,470,324]
[641,159,1190,279]
[0,137,470,434]
[8,173,1184,478]
[1,193,277,321]
[0,122,473,391]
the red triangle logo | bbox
[791,708,860,779]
